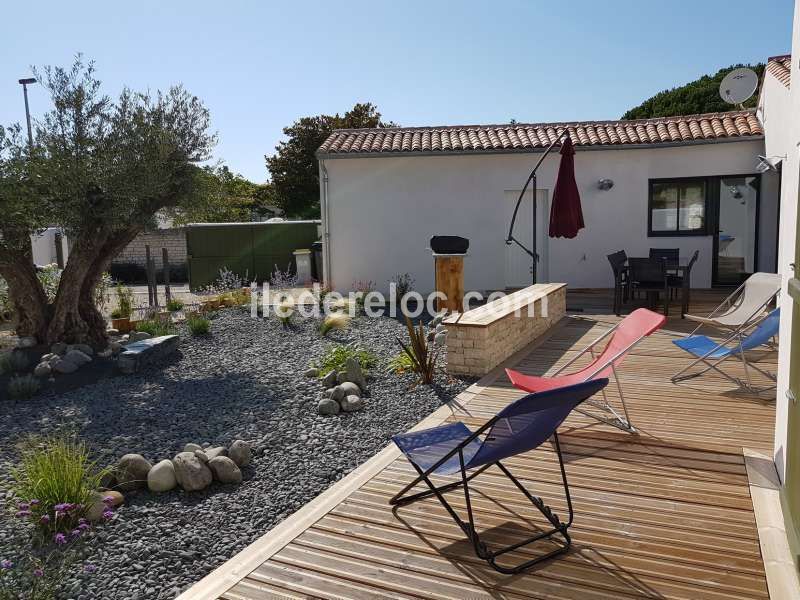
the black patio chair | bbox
[668,250,699,317]
[649,247,680,266]
[607,250,628,315]
[629,257,669,316]
[390,378,610,574]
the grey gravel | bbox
[0,307,472,599]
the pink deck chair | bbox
[505,308,666,433]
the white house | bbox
[318,111,779,295]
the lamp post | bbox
[18,77,36,148]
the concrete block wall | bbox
[445,286,566,377]
[112,228,187,268]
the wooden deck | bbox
[182,289,779,600]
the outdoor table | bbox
[626,257,694,316]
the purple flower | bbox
[39,514,50,525]
[83,564,97,574]
[78,523,90,531]
[15,510,31,518]
[29,499,40,506]
[33,568,43,578]
[78,518,88,525]
[102,496,114,505]
[17,502,30,511]
[54,502,73,512]
[0,560,12,570]
[102,510,114,520]
[53,533,67,545]
[70,529,82,539]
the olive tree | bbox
[0,57,216,347]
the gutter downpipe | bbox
[320,161,332,288]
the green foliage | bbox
[314,343,377,377]
[93,272,115,313]
[397,316,438,385]
[319,312,350,336]
[168,165,277,225]
[0,277,11,321]
[387,351,415,375]
[8,375,40,400]
[266,103,396,217]
[112,284,134,319]
[166,298,184,312]
[134,319,176,337]
[622,63,765,120]
[185,312,210,335]
[10,434,107,536]
[36,265,62,303]
[0,351,29,374]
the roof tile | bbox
[766,55,791,88]
[318,110,763,156]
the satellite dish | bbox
[719,68,759,105]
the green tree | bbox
[265,102,396,218]
[622,63,765,120]
[0,57,215,346]
[168,165,276,224]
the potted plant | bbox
[110,284,134,333]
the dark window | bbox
[648,179,707,236]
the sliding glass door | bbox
[714,176,760,286]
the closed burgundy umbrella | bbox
[549,135,584,239]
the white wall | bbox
[768,8,800,483]
[322,139,775,295]
[30,227,68,266]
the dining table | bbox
[625,256,694,317]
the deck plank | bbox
[182,289,777,600]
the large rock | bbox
[51,359,78,375]
[50,342,67,355]
[228,440,251,467]
[33,362,52,378]
[208,456,242,484]
[183,443,202,453]
[304,367,319,378]
[147,459,177,493]
[338,382,361,398]
[117,335,179,375]
[86,491,113,522]
[116,454,153,491]
[194,450,209,464]
[67,343,94,356]
[17,336,37,348]
[172,452,212,492]
[340,395,364,413]
[331,386,346,401]
[128,331,152,343]
[63,349,92,368]
[205,446,228,460]
[317,398,340,415]
[344,357,366,389]
[321,370,337,388]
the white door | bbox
[504,189,549,289]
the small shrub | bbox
[319,313,350,336]
[397,316,438,385]
[134,319,175,337]
[388,352,415,375]
[315,343,377,377]
[166,298,184,312]
[351,280,375,310]
[0,351,29,374]
[0,277,12,322]
[94,272,115,313]
[275,299,294,327]
[10,434,107,538]
[36,265,62,303]
[270,263,298,289]
[186,313,210,335]
[315,286,331,310]
[113,284,134,319]
[8,375,40,400]
[391,273,415,299]
[203,267,248,295]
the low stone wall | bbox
[444,283,567,377]
[112,228,187,268]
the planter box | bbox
[111,317,132,333]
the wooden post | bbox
[54,232,64,268]
[145,245,154,307]
[434,254,465,313]
[162,248,172,304]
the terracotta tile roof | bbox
[766,54,792,88]
[318,110,762,157]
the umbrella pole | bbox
[505,129,569,285]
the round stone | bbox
[147,459,177,493]
[208,456,243,484]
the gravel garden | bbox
[0,298,472,599]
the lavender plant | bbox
[269,264,298,289]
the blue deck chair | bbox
[390,378,609,574]
[671,308,779,393]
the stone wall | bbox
[444,284,566,377]
[112,228,187,268]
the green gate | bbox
[186,221,320,290]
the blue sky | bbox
[0,1,793,182]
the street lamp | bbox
[18,77,36,148]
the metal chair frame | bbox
[688,279,779,338]
[672,312,778,393]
